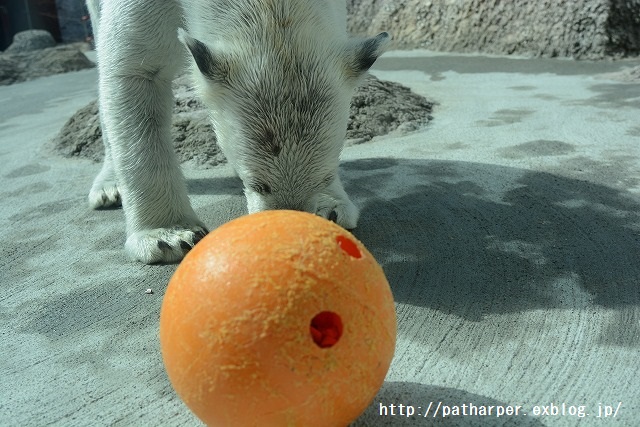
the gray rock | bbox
[0,45,95,86]
[5,30,56,53]
[347,0,640,59]
[50,75,433,168]
[0,55,22,86]
[27,45,96,79]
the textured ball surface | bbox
[160,210,396,427]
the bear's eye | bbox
[251,182,272,195]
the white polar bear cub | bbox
[86,0,389,264]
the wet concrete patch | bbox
[376,55,640,77]
[567,83,640,109]
[509,85,537,91]
[0,182,52,199]
[476,108,536,127]
[445,141,471,151]
[499,139,576,159]
[4,163,51,179]
[533,93,562,101]
[8,198,80,224]
[626,125,640,137]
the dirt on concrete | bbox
[50,74,433,168]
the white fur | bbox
[86,0,389,263]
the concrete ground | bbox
[1,51,639,426]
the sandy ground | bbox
[1,51,639,426]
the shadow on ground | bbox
[11,157,639,345]
[3,156,638,425]
[343,158,640,326]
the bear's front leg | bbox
[96,0,207,263]
[88,134,121,209]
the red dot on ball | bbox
[336,235,362,258]
[310,311,343,348]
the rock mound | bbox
[348,75,433,144]
[5,30,56,53]
[1,29,94,86]
[0,45,95,85]
[51,75,433,168]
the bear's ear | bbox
[344,32,391,78]
[178,28,229,84]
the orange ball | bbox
[159,210,396,427]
